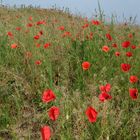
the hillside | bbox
[0,7,140,140]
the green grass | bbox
[0,6,140,140]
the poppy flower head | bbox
[131,45,136,49]
[34,35,40,40]
[36,20,46,25]
[44,43,51,49]
[58,26,65,31]
[36,43,41,48]
[82,61,91,70]
[62,31,71,37]
[121,63,131,72]
[29,16,33,21]
[102,46,110,52]
[99,92,112,102]
[122,41,131,48]
[115,52,120,56]
[7,32,14,38]
[106,33,112,41]
[27,23,33,27]
[99,83,111,92]
[129,88,138,100]
[128,33,133,38]
[85,106,98,123]
[11,43,17,49]
[82,23,89,29]
[48,106,60,121]
[129,76,138,83]
[42,89,56,103]
[16,27,21,31]
[35,60,42,65]
[112,43,117,48]
[39,30,43,36]
[126,52,133,57]
[91,20,100,25]
[41,126,51,140]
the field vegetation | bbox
[0,6,140,140]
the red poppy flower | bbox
[82,23,89,29]
[122,41,131,48]
[129,88,138,100]
[82,61,90,70]
[121,63,131,72]
[29,16,33,21]
[16,27,21,31]
[36,43,41,48]
[129,76,138,83]
[131,45,136,49]
[48,106,60,121]
[128,33,133,38]
[58,26,65,31]
[35,60,42,65]
[27,23,33,27]
[11,43,17,49]
[91,20,100,25]
[7,32,13,38]
[115,52,120,56]
[99,83,111,93]
[44,43,51,49]
[62,31,71,37]
[85,106,98,123]
[126,52,133,57]
[112,43,117,48]
[102,46,110,52]
[99,92,112,102]
[34,35,40,40]
[41,126,51,140]
[42,89,56,103]
[39,31,43,35]
[106,33,112,41]
[36,20,46,25]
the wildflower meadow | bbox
[0,5,140,140]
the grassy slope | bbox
[0,7,140,140]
